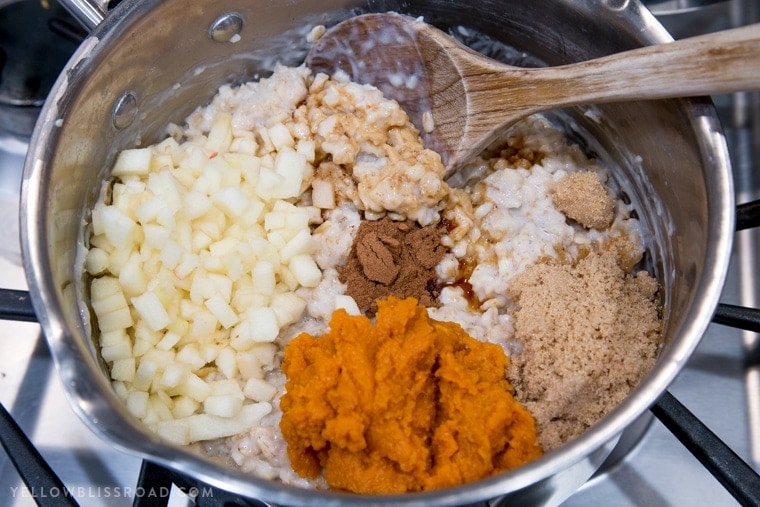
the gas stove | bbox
[1,0,759,506]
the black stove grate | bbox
[1,198,759,506]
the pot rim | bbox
[20,0,735,504]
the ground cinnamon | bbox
[338,217,445,313]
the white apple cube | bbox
[203,394,244,418]
[101,340,133,362]
[273,149,307,199]
[213,187,249,218]
[155,420,191,446]
[296,139,316,163]
[243,378,277,402]
[132,292,172,331]
[160,362,189,389]
[135,196,164,225]
[176,344,207,371]
[119,256,148,298]
[185,402,271,442]
[112,147,153,177]
[334,294,361,316]
[171,396,200,419]
[205,294,239,329]
[155,331,181,351]
[126,390,150,419]
[98,307,134,333]
[235,350,263,380]
[205,112,233,153]
[100,329,130,348]
[288,254,321,288]
[279,229,315,262]
[132,359,159,391]
[99,207,138,250]
[84,248,109,275]
[268,123,294,151]
[247,307,280,342]
[216,347,238,379]
[271,292,306,327]
[251,261,276,296]
[110,358,136,382]
[176,373,211,402]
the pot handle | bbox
[58,0,109,32]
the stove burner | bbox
[0,0,82,136]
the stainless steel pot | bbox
[20,0,734,505]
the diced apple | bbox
[97,307,134,333]
[134,196,164,225]
[159,362,187,389]
[215,347,238,379]
[132,292,172,331]
[288,254,321,288]
[100,206,138,249]
[205,294,239,329]
[171,396,200,419]
[126,390,150,419]
[149,394,174,421]
[279,229,315,262]
[176,343,207,371]
[176,372,211,402]
[110,357,136,382]
[185,402,271,442]
[132,359,159,391]
[119,255,148,297]
[296,139,316,163]
[156,331,182,351]
[251,261,276,296]
[273,149,307,199]
[311,179,335,209]
[84,248,110,275]
[155,419,191,445]
[213,187,249,218]
[160,241,184,270]
[236,350,264,380]
[271,292,306,327]
[100,329,130,348]
[247,307,280,342]
[203,394,244,418]
[243,377,277,402]
[112,147,153,177]
[334,294,361,316]
[205,112,233,153]
[101,340,134,362]
[268,123,295,151]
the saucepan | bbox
[20,0,733,504]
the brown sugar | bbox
[279,297,543,494]
[337,217,446,313]
[551,171,615,229]
[506,249,661,451]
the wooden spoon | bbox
[306,12,760,172]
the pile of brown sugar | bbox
[337,217,446,313]
[551,170,615,230]
[279,297,543,494]
[506,249,662,451]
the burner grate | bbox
[1,200,759,506]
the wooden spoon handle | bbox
[542,23,760,104]
[464,23,760,119]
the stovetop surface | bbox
[0,1,758,505]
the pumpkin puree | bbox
[279,297,543,493]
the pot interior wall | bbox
[25,0,729,504]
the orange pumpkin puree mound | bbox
[279,296,543,494]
